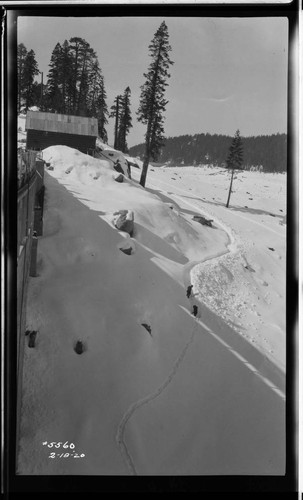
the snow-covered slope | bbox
[17,144,286,475]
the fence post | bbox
[29,232,38,277]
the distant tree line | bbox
[129,132,287,173]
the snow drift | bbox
[17,144,286,476]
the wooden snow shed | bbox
[25,111,98,153]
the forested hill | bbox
[129,133,287,172]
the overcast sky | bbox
[17,16,288,148]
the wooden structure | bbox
[26,111,98,153]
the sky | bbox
[17,16,288,148]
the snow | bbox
[18,115,27,149]
[17,144,286,475]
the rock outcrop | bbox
[114,210,134,236]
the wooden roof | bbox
[25,111,98,137]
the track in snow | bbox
[116,170,285,475]
[116,320,198,475]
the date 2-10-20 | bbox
[49,452,85,459]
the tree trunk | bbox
[140,151,150,187]
[226,168,235,208]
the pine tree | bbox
[109,94,122,149]
[23,49,39,109]
[17,44,39,111]
[68,37,96,114]
[94,72,108,142]
[137,21,173,187]
[225,129,243,208]
[46,42,65,112]
[61,40,73,114]
[17,43,28,112]
[87,60,108,141]
[118,87,132,153]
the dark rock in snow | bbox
[192,215,213,227]
[192,305,198,317]
[113,161,124,175]
[27,330,38,348]
[74,340,85,354]
[171,178,176,180]
[268,247,275,252]
[280,209,283,212]
[244,264,255,272]
[114,210,134,236]
[120,247,132,255]
[141,323,152,335]
[114,174,124,183]
[269,213,276,217]
[249,198,253,200]
[151,169,155,171]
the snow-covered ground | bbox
[17,143,286,475]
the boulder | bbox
[120,247,132,255]
[114,173,124,183]
[26,330,38,348]
[114,210,134,236]
[192,215,213,227]
[74,340,85,354]
[141,323,152,335]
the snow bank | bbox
[17,145,286,476]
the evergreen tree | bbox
[17,43,28,112]
[118,87,132,153]
[109,94,122,149]
[68,37,96,114]
[225,129,243,208]
[60,40,73,114]
[45,37,108,140]
[46,42,65,112]
[17,44,39,111]
[23,49,39,109]
[137,21,174,187]
[93,72,108,142]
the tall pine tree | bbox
[137,21,173,187]
[23,49,39,109]
[225,129,243,208]
[17,43,28,112]
[17,44,39,111]
[46,42,65,112]
[118,87,132,153]
[93,71,108,142]
[109,94,122,149]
